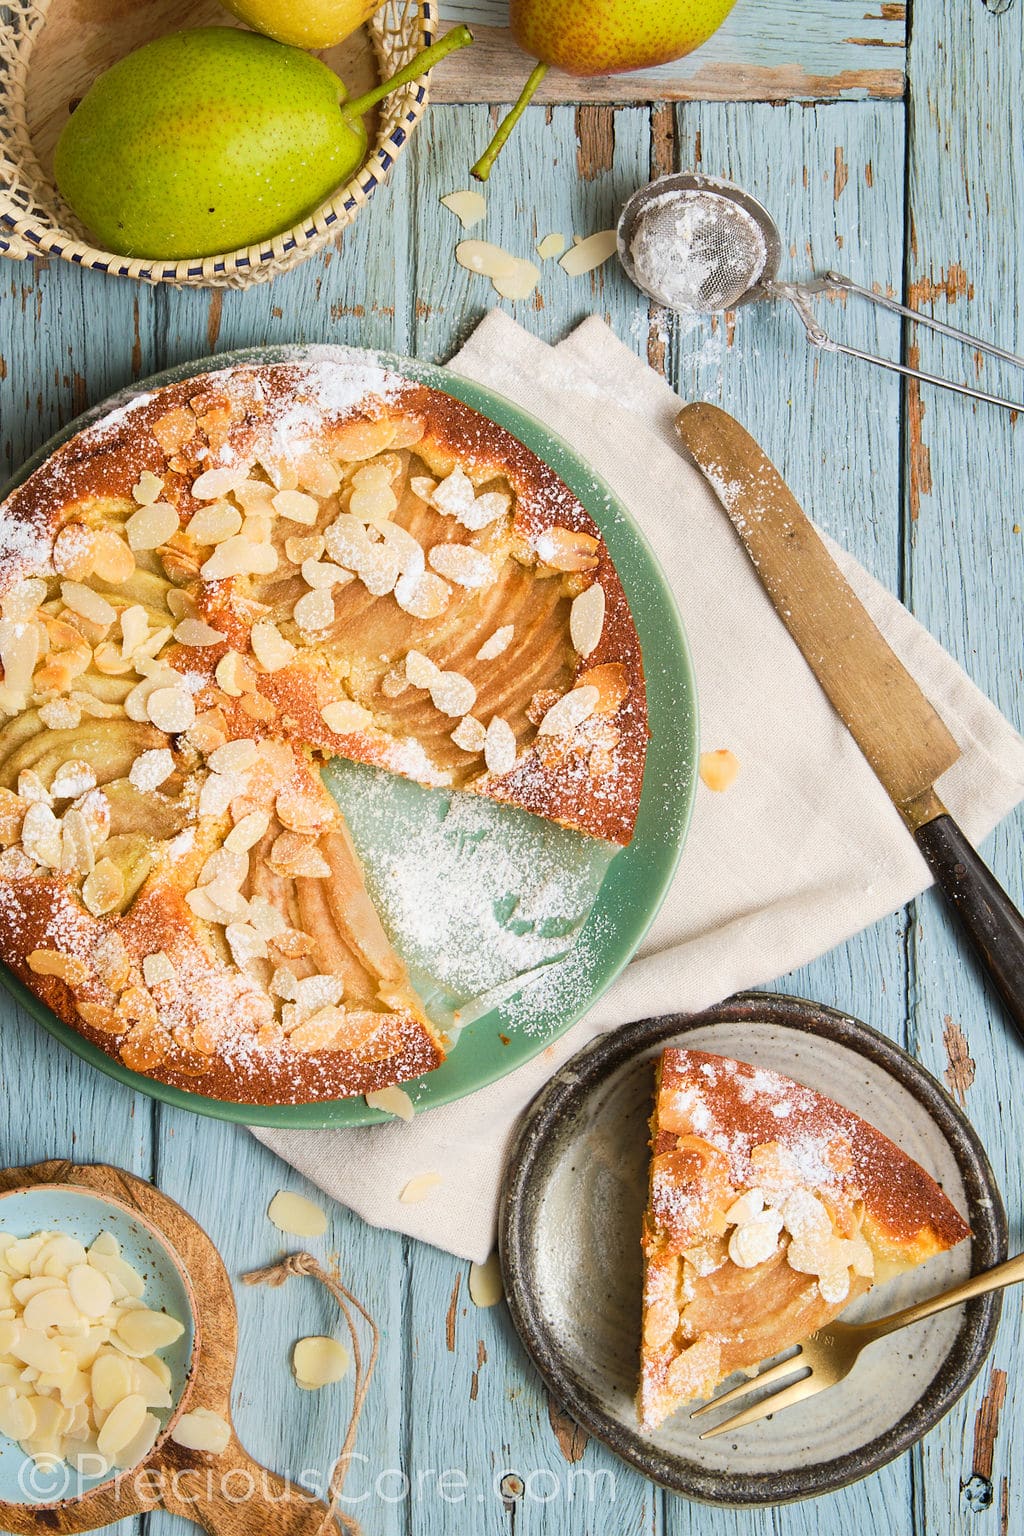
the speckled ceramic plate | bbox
[499,993,1006,1505]
[0,345,698,1127]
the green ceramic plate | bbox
[0,345,698,1127]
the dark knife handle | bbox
[914,814,1024,1044]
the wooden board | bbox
[435,0,906,103]
[1,0,1023,1528]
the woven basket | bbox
[0,0,434,288]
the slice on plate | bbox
[638,1048,971,1431]
[0,354,648,1104]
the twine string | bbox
[242,1252,380,1536]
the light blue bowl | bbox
[0,1186,195,1506]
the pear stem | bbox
[470,62,549,182]
[342,24,474,120]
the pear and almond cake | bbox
[0,358,648,1104]
[638,1049,970,1430]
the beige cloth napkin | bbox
[253,313,1024,1262]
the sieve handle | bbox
[778,277,1024,413]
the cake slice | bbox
[638,1048,971,1431]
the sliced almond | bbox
[225,811,270,853]
[476,625,513,661]
[267,1190,328,1238]
[285,533,326,565]
[186,501,242,546]
[429,670,476,717]
[399,1172,442,1204]
[215,651,254,697]
[273,489,319,525]
[132,470,165,505]
[365,1085,415,1122]
[174,618,227,648]
[82,859,125,916]
[92,531,136,585]
[535,526,600,572]
[537,232,567,260]
[468,1251,504,1308]
[430,467,476,522]
[113,1307,185,1356]
[51,760,96,800]
[483,716,516,776]
[570,582,605,657]
[292,1335,350,1390]
[293,588,335,634]
[129,748,175,791]
[192,464,249,500]
[699,749,740,793]
[427,544,494,589]
[559,229,617,276]
[250,620,296,672]
[22,802,62,868]
[201,536,278,580]
[321,700,372,735]
[126,501,178,552]
[404,649,440,688]
[171,1408,231,1454]
[537,685,600,737]
[394,570,450,620]
[491,257,541,302]
[451,715,486,753]
[146,686,195,734]
[60,582,115,628]
[142,952,176,988]
[52,524,96,581]
[455,240,520,280]
[440,189,487,229]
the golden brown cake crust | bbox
[638,1048,970,1429]
[0,356,648,1104]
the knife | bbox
[675,400,1024,1044]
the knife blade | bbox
[676,400,1024,1045]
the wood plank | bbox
[436,1,905,104]
[899,0,1024,1530]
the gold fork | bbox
[691,1250,1024,1438]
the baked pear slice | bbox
[638,1048,971,1431]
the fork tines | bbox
[689,1348,817,1439]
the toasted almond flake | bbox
[429,670,476,717]
[559,229,617,276]
[82,858,125,916]
[233,478,276,513]
[226,921,268,967]
[293,587,335,633]
[27,949,85,983]
[570,582,605,657]
[537,684,600,737]
[476,625,513,661]
[394,569,450,620]
[349,484,398,524]
[174,617,227,647]
[460,489,510,532]
[491,257,541,302]
[186,501,243,546]
[399,1172,442,1204]
[51,760,96,800]
[129,748,175,791]
[92,530,137,584]
[297,451,342,498]
[208,739,258,774]
[119,604,149,659]
[290,1004,346,1051]
[537,232,567,260]
[60,582,115,627]
[441,189,487,228]
[365,1085,415,1121]
[301,558,351,590]
[142,952,176,987]
[285,533,326,565]
[248,899,287,942]
[61,808,95,875]
[39,698,82,729]
[468,1251,504,1307]
[22,801,62,867]
[215,651,253,697]
[381,521,425,576]
[18,769,51,806]
[225,810,270,853]
[427,543,494,589]
[535,526,600,572]
[199,846,248,888]
[699,748,740,793]
[430,467,476,521]
[455,239,520,280]
[451,715,486,753]
[52,523,96,580]
[2,577,47,621]
[250,619,296,672]
[405,649,440,688]
[203,535,279,580]
[324,513,375,570]
[131,470,164,505]
[292,1335,350,1390]
[193,464,249,500]
[483,716,516,776]
[126,501,178,552]
[146,686,195,734]
[409,476,437,500]
[171,1407,231,1454]
[273,489,320,525]
[321,700,373,735]
[268,1190,328,1238]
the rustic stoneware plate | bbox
[499,993,1006,1505]
[0,345,698,1128]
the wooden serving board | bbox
[0,1162,331,1536]
[435,0,906,103]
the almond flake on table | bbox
[468,1251,504,1308]
[440,189,487,229]
[293,1335,351,1390]
[399,1172,442,1204]
[267,1190,328,1237]
[537,232,567,260]
[171,1408,231,1454]
[559,230,618,277]
[699,748,740,792]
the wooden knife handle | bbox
[914,814,1024,1043]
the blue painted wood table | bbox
[1,0,1022,1531]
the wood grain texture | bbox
[0,12,1021,1533]
[436,1,905,103]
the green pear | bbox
[472,0,737,180]
[54,24,473,261]
[217,0,378,49]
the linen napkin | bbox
[253,312,1024,1262]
